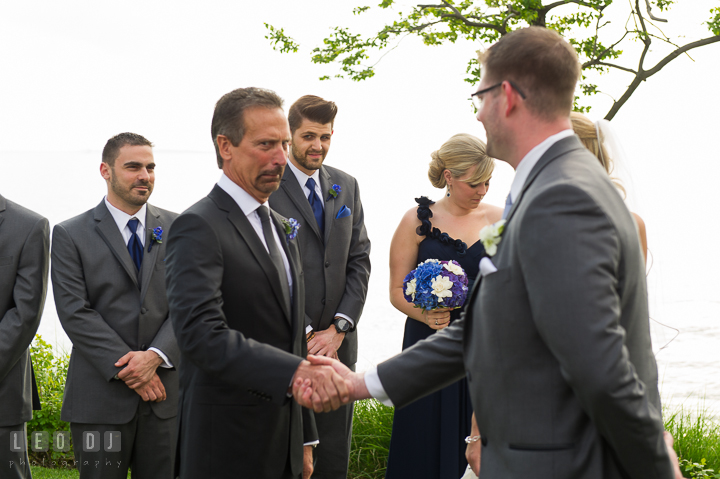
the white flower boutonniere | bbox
[479,219,507,256]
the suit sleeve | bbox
[51,224,133,381]
[336,178,371,324]
[517,184,673,479]
[148,318,180,367]
[377,316,466,408]
[165,212,303,405]
[0,217,49,382]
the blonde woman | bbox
[570,112,648,262]
[385,133,502,479]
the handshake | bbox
[291,355,371,412]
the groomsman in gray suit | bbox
[0,196,49,479]
[296,27,684,479]
[51,133,179,479]
[269,95,371,478]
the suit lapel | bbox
[0,194,6,229]
[279,168,322,241]
[139,204,162,302]
[210,186,292,324]
[319,167,336,245]
[93,201,139,289]
[505,135,585,223]
[271,210,296,327]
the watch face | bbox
[336,318,350,332]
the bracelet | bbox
[465,435,481,444]
[306,331,315,343]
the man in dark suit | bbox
[51,133,179,479]
[269,94,370,478]
[296,28,684,479]
[164,87,348,479]
[0,196,49,479]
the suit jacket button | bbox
[321,298,326,305]
[481,436,488,446]
[141,308,147,314]
[140,344,146,350]
[324,261,330,268]
[466,370,472,382]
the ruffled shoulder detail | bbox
[414,196,468,256]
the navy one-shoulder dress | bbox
[385,197,485,479]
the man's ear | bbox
[100,162,111,181]
[502,81,518,117]
[216,135,233,163]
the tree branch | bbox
[644,35,720,77]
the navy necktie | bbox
[306,178,324,234]
[127,218,144,272]
[502,193,513,220]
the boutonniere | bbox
[479,220,506,256]
[148,227,163,252]
[327,184,341,201]
[282,218,301,241]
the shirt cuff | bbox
[303,440,320,447]
[364,366,394,406]
[306,325,313,334]
[148,347,173,368]
[334,313,355,328]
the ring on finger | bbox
[435,320,439,325]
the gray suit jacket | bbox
[166,185,317,479]
[378,136,674,479]
[52,200,179,424]
[0,195,49,427]
[269,165,371,366]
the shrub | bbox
[348,399,393,479]
[665,405,720,477]
[27,335,74,466]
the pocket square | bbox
[479,257,498,277]
[336,205,351,219]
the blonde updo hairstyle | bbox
[428,133,494,191]
[570,112,626,197]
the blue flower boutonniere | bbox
[327,184,341,201]
[148,227,163,252]
[282,218,300,241]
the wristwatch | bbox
[332,317,351,334]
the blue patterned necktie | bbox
[306,177,325,234]
[127,218,144,272]
[502,193,513,220]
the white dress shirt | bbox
[286,161,354,333]
[363,129,576,406]
[103,197,172,369]
[216,173,293,298]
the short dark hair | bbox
[211,87,285,168]
[102,132,153,166]
[288,95,338,135]
[478,27,580,119]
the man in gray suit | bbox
[296,27,683,479]
[269,95,371,478]
[51,133,179,479]
[0,196,49,479]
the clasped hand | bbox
[292,355,369,412]
[115,350,166,402]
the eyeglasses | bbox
[470,80,527,110]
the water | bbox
[2,150,718,413]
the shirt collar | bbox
[104,197,147,232]
[217,173,268,216]
[508,129,574,203]
[287,159,321,190]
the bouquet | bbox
[403,259,469,311]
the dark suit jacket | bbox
[269,165,371,366]
[0,195,49,427]
[377,136,674,479]
[51,201,179,424]
[165,185,317,479]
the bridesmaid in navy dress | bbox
[385,133,502,478]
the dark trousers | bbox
[312,363,355,479]
[1,424,32,479]
[71,401,175,479]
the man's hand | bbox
[115,350,163,388]
[133,373,167,402]
[292,357,350,413]
[303,445,313,479]
[663,431,685,479]
[466,413,481,476]
[307,325,345,358]
[293,355,371,412]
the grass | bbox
[28,401,720,479]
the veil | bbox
[595,119,679,355]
